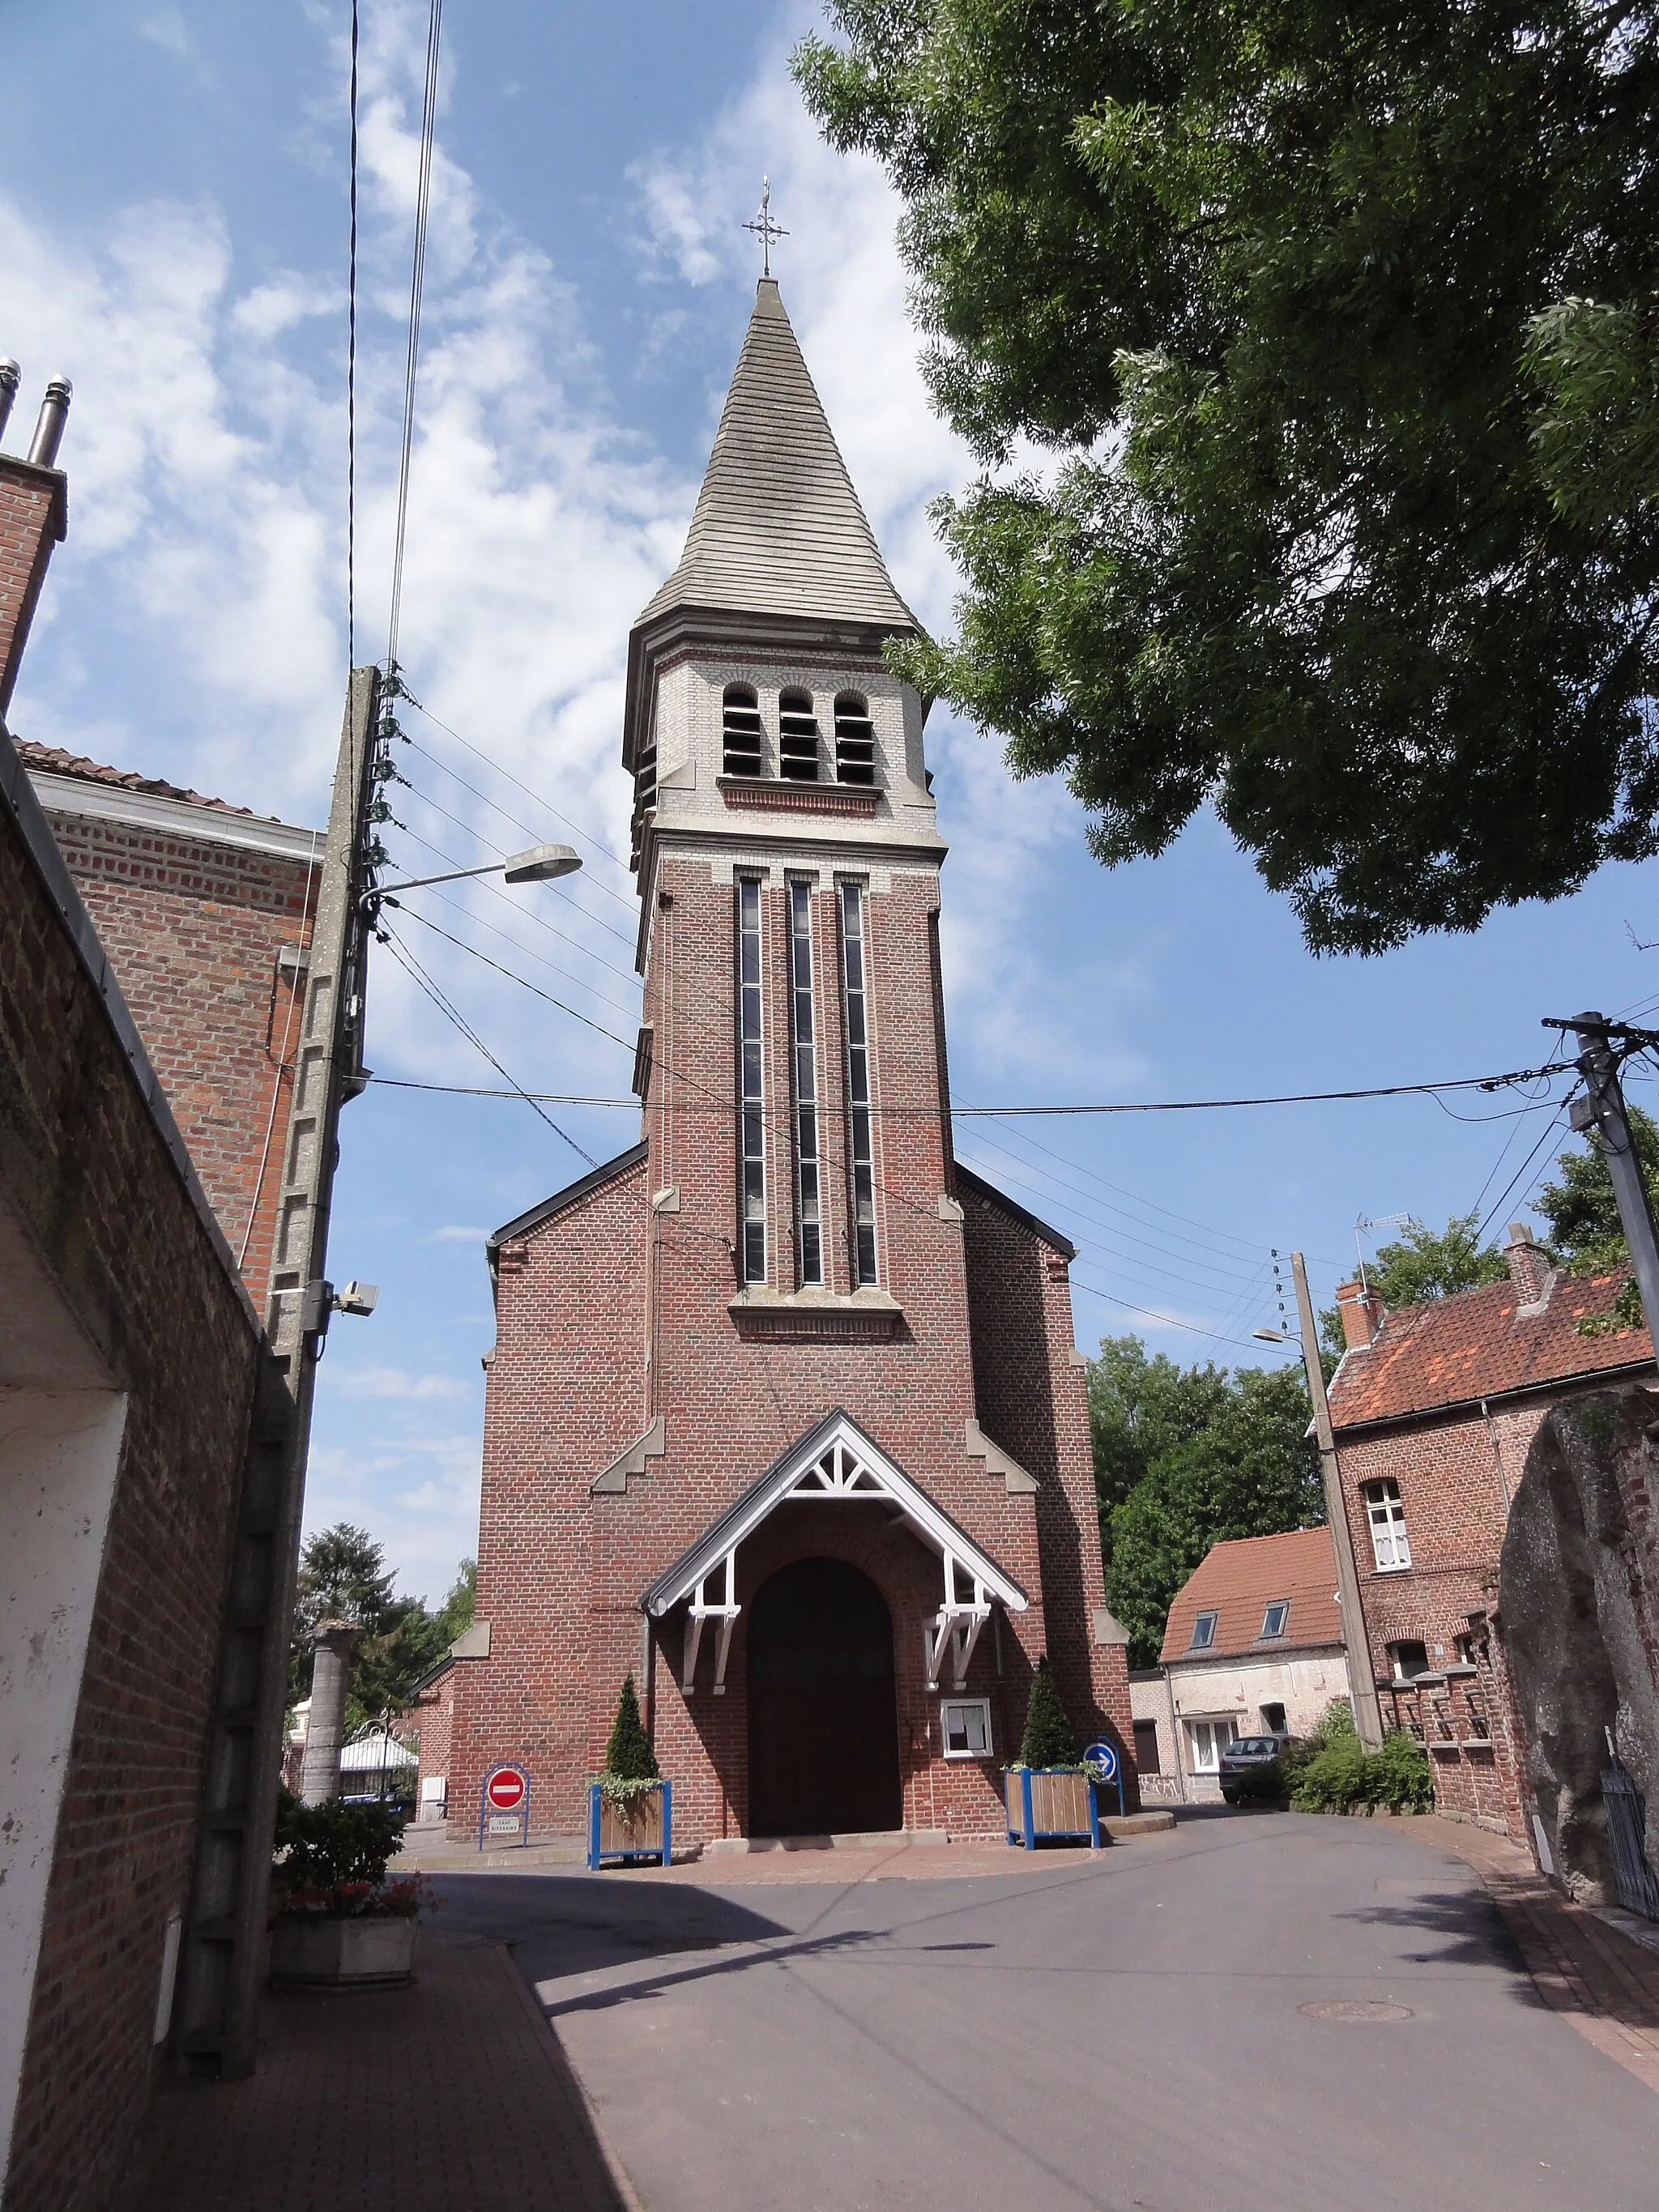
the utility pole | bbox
[1291,1252,1385,1751]
[1549,1012,1659,1347]
[175,666,383,2078]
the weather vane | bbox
[742,177,788,278]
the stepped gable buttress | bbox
[445,277,1133,1848]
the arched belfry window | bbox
[723,684,762,777]
[778,689,820,782]
[834,694,876,786]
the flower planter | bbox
[1005,1767,1103,1850]
[270,1912,420,1988]
[587,1779,672,1870]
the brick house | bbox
[445,279,1132,1848]
[1130,1527,1350,1802]
[1,375,292,2211]
[15,742,323,1309]
[1326,1225,1656,1844]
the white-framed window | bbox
[1189,1609,1218,1651]
[1187,1718,1237,1773]
[787,881,823,1286]
[838,881,877,1285]
[1363,1478,1411,1571]
[736,877,766,1283]
[1260,1600,1289,1640]
[941,1698,992,1759]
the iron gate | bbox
[1601,1766,1659,1920]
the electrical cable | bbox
[983,1117,1273,1261]
[386,0,443,676]
[399,723,638,908]
[384,818,643,987]
[1475,1101,1576,1246]
[346,0,359,672]
[379,925,595,1166]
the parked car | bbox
[1218,1734,1298,1803]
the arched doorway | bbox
[747,1557,903,1837]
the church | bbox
[444,276,1134,1847]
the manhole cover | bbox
[1299,1999,1414,2022]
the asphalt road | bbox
[434,1814,1657,2212]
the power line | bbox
[386,818,642,988]
[400,724,638,909]
[386,0,443,675]
[952,1066,1574,1115]
[346,0,360,671]
[1068,1275,1282,1355]
[986,1117,1273,1261]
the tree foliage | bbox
[795,0,1659,953]
[290,1526,477,1731]
[1017,1656,1079,1768]
[1535,1104,1659,1331]
[1318,1214,1508,1345]
[603,1672,660,1783]
[1090,1338,1324,1665]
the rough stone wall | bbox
[1,778,261,2212]
[1498,1387,1659,1898]
[961,1181,1136,1796]
[39,808,316,1310]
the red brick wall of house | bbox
[36,810,318,1311]
[412,1670,456,1815]
[1335,1399,1554,1843]
[1,772,262,2212]
[0,454,64,714]
[451,823,1132,1844]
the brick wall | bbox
[1,762,262,2212]
[0,454,65,714]
[451,826,1132,1844]
[37,808,317,1311]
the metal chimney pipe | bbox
[27,377,72,469]
[0,360,19,445]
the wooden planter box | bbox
[587,1779,672,1869]
[270,1913,420,1988]
[1005,1767,1103,1850]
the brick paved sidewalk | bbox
[1404,1813,1659,2095]
[111,1932,638,2212]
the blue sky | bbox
[6,0,1658,1604]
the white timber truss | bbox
[642,1410,1028,1697]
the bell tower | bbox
[625,275,960,1345]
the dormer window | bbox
[834,693,876,785]
[723,684,763,777]
[778,689,820,782]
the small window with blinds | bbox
[723,684,763,777]
[839,881,877,1285]
[834,693,876,785]
[778,689,820,781]
[736,878,766,1282]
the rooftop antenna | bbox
[742,177,788,279]
[1353,1211,1418,1292]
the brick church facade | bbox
[446,279,1132,1848]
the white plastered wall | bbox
[0,1189,127,2194]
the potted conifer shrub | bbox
[269,1792,430,1987]
[1004,1658,1102,1848]
[588,1673,672,1869]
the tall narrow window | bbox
[723,684,762,777]
[839,882,877,1285]
[778,689,820,781]
[788,883,823,1286]
[737,879,766,1282]
[834,693,876,785]
[1364,1478,1411,1571]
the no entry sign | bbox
[478,1762,530,1849]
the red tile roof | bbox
[1325,1267,1653,1432]
[1161,1526,1341,1666]
[17,738,268,821]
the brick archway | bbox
[746,1556,902,1838]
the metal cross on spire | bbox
[742,177,788,278]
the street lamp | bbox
[363,842,582,914]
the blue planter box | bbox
[1005,1767,1103,1850]
[587,1779,672,1870]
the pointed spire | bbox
[635,279,917,637]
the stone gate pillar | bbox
[300,1621,360,1805]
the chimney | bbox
[1335,1277,1383,1350]
[1503,1221,1552,1306]
[0,368,70,719]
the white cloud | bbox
[430,1224,489,1242]
[331,1365,469,1401]
[141,8,190,57]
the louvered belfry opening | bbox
[778,688,820,781]
[629,739,657,866]
[722,682,763,776]
[834,693,876,785]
